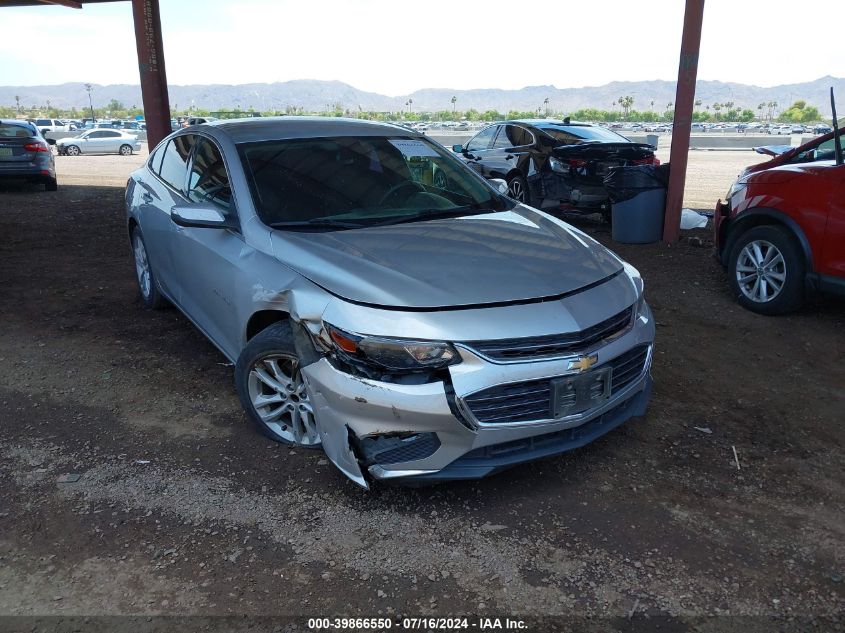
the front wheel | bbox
[119,144,133,156]
[65,145,80,156]
[506,173,530,205]
[727,225,805,315]
[235,321,322,448]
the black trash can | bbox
[604,164,670,244]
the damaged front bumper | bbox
[301,306,655,488]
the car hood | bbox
[269,206,624,309]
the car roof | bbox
[208,116,423,143]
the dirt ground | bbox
[0,152,843,632]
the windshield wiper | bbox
[369,206,489,227]
[269,218,366,231]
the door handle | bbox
[141,192,153,203]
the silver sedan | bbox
[57,129,142,156]
[125,117,655,488]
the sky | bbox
[0,0,842,95]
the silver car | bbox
[57,129,142,156]
[125,117,655,488]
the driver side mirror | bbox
[171,203,235,230]
[45,138,56,146]
[452,144,464,153]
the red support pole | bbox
[663,0,705,242]
[131,0,171,152]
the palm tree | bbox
[617,95,634,118]
[14,95,20,115]
[451,95,457,117]
[543,97,549,116]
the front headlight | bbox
[324,324,461,372]
[725,180,747,203]
[622,261,647,320]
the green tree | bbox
[617,95,634,118]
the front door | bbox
[170,136,247,359]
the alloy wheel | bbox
[247,354,320,447]
[508,178,525,202]
[132,233,151,299]
[735,239,786,303]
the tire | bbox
[130,226,167,310]
[119,144,132,156]
[506,173,531,205]
[235,321,322,448]
[44,177,57,192]
[727,225,805,315]
[65,145,80,156]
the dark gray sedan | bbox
[125,117,655,487]
[0,120,57,191]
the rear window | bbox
[539,125,630,144]
[0,123,34,138]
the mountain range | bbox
[2,76,843,116]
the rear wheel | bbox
[65,145,80,156]
[506,173,530,205]
[131,227,166,310]
[119,144,132,156]
[727,225,805,315]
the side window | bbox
[158,134,195,192]
[510,125,534,147]
[492,125,523,149]
[148,145,165,174]
[465,126,497,152]
[89,131,105,138]
[187,137,234,218]
[105,131,120,138]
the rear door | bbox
[482,124,534,179]
[100,130,123,153]
[820,164,845,279]
[137,134,196,299]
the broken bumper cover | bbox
[302,310,654,487]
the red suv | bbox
[714,130,844,314]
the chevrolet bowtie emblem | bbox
[568,354,598,373]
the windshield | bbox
[539,125,630,144]
[238,135,513,229]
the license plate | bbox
[551,367,613,418]
[0,148,12,157]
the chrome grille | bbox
[463,306,633,362]
[463,344,650,425]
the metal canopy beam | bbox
[664,0,706,242]
[130,0,171,150]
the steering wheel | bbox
[378,180,425,206]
